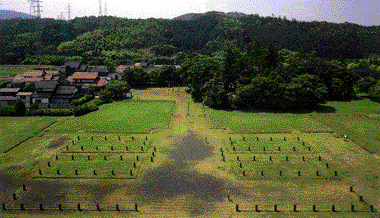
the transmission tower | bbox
[35,0,42,18]
[104,1,107,16]
[98,0,102,17]
[27,0,42,18]
[68,3,71,20]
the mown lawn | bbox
[316,115,380,154]
[50,100,175,133]
[206,110,329,133]
[0,117,57,153]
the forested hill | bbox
[1,11,380,65]
[0,10,35,20]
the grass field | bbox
[316,115,380,154]
[49,100,175,133]
[206,110,330,133]
[0,66,29,79]
[316,98,380,114]
[0,117,57,153]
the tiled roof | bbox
[116,65,128,73]
[45,70,59,75]
[93,78,108,87]
[71,72,99,80]
[45,74,53,81]
[35,81,59,91]
[23,71,44,77]
[0,88,21,93]
[56,86,77,95]
[0,96,18,101]
[16,92,33,96]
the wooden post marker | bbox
[104,156,107,160]
[93,170,97,175]
[57,169,60,175]
[88,155,91,160]
[312,205,317,212]
[77,136,80,140]
[120,155,123,160]
[302,156,305,161]
[71,155,74,160]
[116,204,120,211]
[261,171,264,176]
[13,193,17,200]
[239,163,242,168]
[270,156,272,161]
[20,203,25,211]
[48,162,51,167]
[242,171,246,176]
[270,137,272,141]
[130,170,133,176]
[39,169,42,175]
[134,203,138,212]
[351,204,355,212]
[350,187,354,192]
[91,136,93,140]
[332,205,336,212]
[40,203,44,211]
[58,204,62,211]
[112,170,115,176]
[298,171,301,176]
[278,147,281,151]
[75,170,78,175]
[255,205,260,212]
[97,204,101,211]
[22,184,26,191]
[359,196,363,201]
[286,156,289,161]
[253,156,256,161]
[316,171,320,176]
[334,171,338,176]
[274,205,279,212]
[55,155,58,160]
[237,156,240,161]
[236,204,240,212]
[81,146,84,150]
[2,203,6,211]
[77,203,82,211]
[280,171,282,176]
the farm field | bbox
[316,98,380,114]
[1,88,380,217]
[0,66,31,79]
[315,115,380,154]
[0,117,57,153]
[205,110,330,133]
[49,100,175,133]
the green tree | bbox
[14,99,26,116]
[22,83,35,92]
[123,67,149,88]
[285,74,327,109]
[100,80,130,101]
[369,80,380,98]
[356,77,377,93]
[203,74,230,109]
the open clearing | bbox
[1,88,380,217]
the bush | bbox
[73,104,98,116]
[26,108,73,116]
[0,106,16,116]
[14,100,26,116]
[0,81,8,89]
[72,94,95,107]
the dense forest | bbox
[1,11,380,66]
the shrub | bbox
[73,104,98,116]
[0,106,16,116]
[72,94,95,107]
[26,108,73,116]
[14,100,26,116]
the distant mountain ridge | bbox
[173,11,248,21]
[0,10,35,20]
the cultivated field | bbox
[1,88,380,217]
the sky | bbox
[2,0,380,26]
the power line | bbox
[104,1,107,16]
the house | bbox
[16,92,33,108]
[0,88,20,107]
[93,78,109,89]
[31,81,59,108]
[135,62,148,68]
[71,72,99,84]
[89,66,109,77]
[116,65,128,74]
[12,70,60,88]
[107,72,122,81]
[50,86,80,109]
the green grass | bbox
[206,110,329,133]
[316,98,380,114]
[49,100,175,133]
[35,153,141,178]
[0,117,57,153]
[0,66,30,78]
[316,116,380,154]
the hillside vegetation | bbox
[0,11,380,65]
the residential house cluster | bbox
[0,62,122,109]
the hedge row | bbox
[72,94,95,107]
